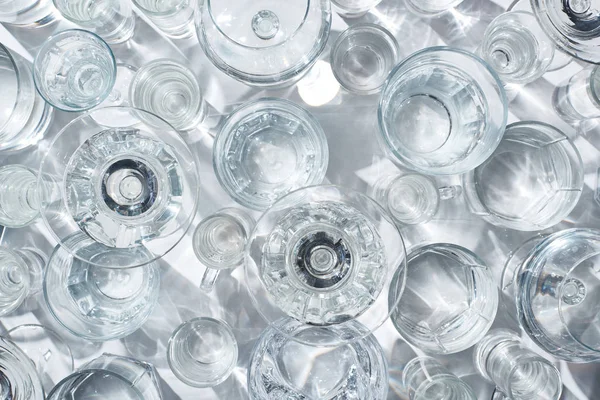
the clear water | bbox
[0,166,39,228]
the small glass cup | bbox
[0,246,46,317]
[474,330,562,400]
[167,317,238,388]
[195,0,331,87]
[192,208,255,292]
[33,29,117,112]
[405,0,465,17]
[479,11,555,85]
[0,165,40,228]
[463,121,583,231]
[0,0,56,27]
[0,336,44,400]
[553,65,600,123]
[403,357,477,400]
[378,47,507,175]
[330,23,399,95]
[52,0,135,44]
[330,0,382,18]
[133,0,194,39]
[214,98,329,211]
[130,59,207,131]
[390,243,497,354]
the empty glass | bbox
[378,47,507,175]
[403,357,476,400]
[479,11,555,84]
[463,121,583,231]
[248,318,388,399]
[0,246,45,317]
[130,59,207,131]
[193,208,255,292]
[167,317,238,388]
[553,65,600,123]
[331,23,399,95]
[195,0,331,86]
[0,336,44,400]
[474,329,562,400]
[391,243,497,354]
[52,0,135,44]
[330,0,382,18]
[33,29,117,112]
[0,0,56,26]
[0,165,40,228]
[133,0,194,39]
[405,0,465,16]
[214,98,329,211]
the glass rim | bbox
[0,43,23,135]
[506,355,561,398]
[46,368,143,398]
[330,0,382,13]
[0,164,40,228]
[132,0,189,16]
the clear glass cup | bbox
[330,0,382,18]
[0,246,45,317]
[46,353,163,400]
[378,47,507,175]
[195,0,331,87]
[474,329,562,400]
[479,11,555,84]
[405,0,465,17]
[214,98,329,211]
[52,0,135,44]
[0,43,53,152]
[133,0,194,39]
[192,208,255,292]
[0,165,40,228]
[33,29,117,112]
[248,318,388,399]
[0,0,56,26]
[553,65,600,123]
[403,357,477,400]
[501,229,600,362]
[129,59,207,131]
[0,336,44,400]
[330,23,399,95]
[37,106,199,269]
[246,185,407,346]
[463,121,583,231]
[43,234,161,341]
[391,243,497,354]
[167,317,238,388]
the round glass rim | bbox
[192,212,247,270]
[129,58,201,103]
[377,46,508,175]
[45,368,142,399]
[132,0,189,16]
[51,0,105,24]
[32,29,117,113]
[0,43,22,134]
[0,336,42,391]
[0,164,40,228]
[330,0,382,13]
[405,0,465,16]
[506,354,562,398]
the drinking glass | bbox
[37,106,198,269]
[474,329,562,400]
[0,165,40,228]
[330,0,382,18]
[133,0,194,39]
[330,23,399,95]
[246,185,407,346]
[130,59,207,131]
[192,208,254,292]
[463,121,583,231]
[195,0,331,87]
[46,353,163,400]
[167,317,238,387]
[391,243,497,354]
[403,357,477,400]
[33,29,117,112]
[0,43,52,152]
[501,229,600,362]
[0,336,44,400]
[214,98,329,211]
[52,0,135,44]
[479,11,555,84]
[553,65,600,123]
[0,246,45,317]
[248,318,388,399]
[405,0,465,17]
[43,234,161,341]
[0,0,56,27]
[378,47,507,175]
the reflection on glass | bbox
[0,0,56,26]
[0,336,44,400]
[0,165,40,228]
[0,246,45,317]
[403,357,476,400]
[133,0,194,39]
[553,65,600,123]
[330,0,382,18]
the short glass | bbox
[195,0,331,87]
[463,121,583,231]
[330,0,382,18]
[331,23,399,95]
[167,317,238,388]
[405,0,465,17]
[0,0,56,27]
[553,65,600,123]
[38,106,199,269]
[0,246,46,317]
[390,243,497,354]
[52,0,135,44]
[214,98,329,211]
[33,29,117,112]
[0,336,44,400]
[0,165,40,228]
[403,357,477,400]
[133,0,194,39]
[378,47,507,175]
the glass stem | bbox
[200,268,220,292]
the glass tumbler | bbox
[330,23,400,95]
[0,165,40,228]
[403,357,476,400]
[248,318,388,399]
[214,98,329,211]
[0,0,56,27]
[0,336,44,400]
[463,121,583,231]
[0,246,45,317]
[167,317,238,388]
[33,29,117,112]
[330,0,382,18]
[390,243,498,354]
[53,0,135,44]
[378,47,507,175]
[133,0,194,39]
[405,0,465,17]
[553,65,600,123]
[195,0,331,87]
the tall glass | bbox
[553,65,600,123]
[133,0,194,39]
[403,357,476,400]
[0,336,44,400]
[0,0,56,27]
[0,246,45,317]
[0,165,40,228]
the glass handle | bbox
[200,268,220,292]
[438,185,462,200]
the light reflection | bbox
[297,60,340,107]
